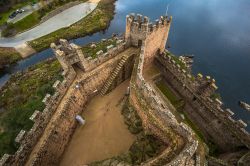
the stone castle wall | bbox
[0,70,76,166]
[129,42,200,165]
[51,38,128,73]
[125,14,172,65]
[0,39,133,166]
[155,52,250,151]
[23,46,136,165]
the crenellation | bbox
[237,119,248,128]
[155,51,250,151]
[29,110,41,122]
[2,13,248,166]
[225,108,234,116]
[15,130,26,144]
[215,98,223,106]
[106,44,114,50]
[42,94,51,104]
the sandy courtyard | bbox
[60,80,135,166]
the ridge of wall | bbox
[20,46,135,165]
[0,70,76,166]
[155,52,250,150]
[51,39,128,72]
[129,42,200,165]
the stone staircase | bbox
[100,54,129,95]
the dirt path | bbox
[60,80,135,166]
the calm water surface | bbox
[1,0,250,128]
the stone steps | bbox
[100,54,129,95]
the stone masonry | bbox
[1,13,249,166]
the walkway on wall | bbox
[25,47,138,165]
[60,80,135,165]
[25,75,79,166]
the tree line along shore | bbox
[0,0,116,70]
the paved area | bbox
[60,80,135,165]
[7,3,40,24]
[0,2,97,47]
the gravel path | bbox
[0,2,97,47]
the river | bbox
[0,0,250,129]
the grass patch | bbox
[0,47,21,69]
[165,52,187,70]
[156,80,184,110]
[28,0,116,52]
[90,101,165,165]
[210,93,221,101]
[181,111,205,141]
[0,58,62,157]
[81,38,117,58]
[0,0,36,26]
[2,0,87,37]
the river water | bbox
[0,0,250,129]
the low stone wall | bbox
[129,42,199,165]
[16,47,136,165]
[155,52,250,151]
[0,70,76,166]
[83,41,128,72]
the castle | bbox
[0,14,249,166]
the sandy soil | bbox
[60,80,135,166]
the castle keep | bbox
[1,14,249,166]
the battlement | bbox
[81,40,128,71]
[51,38,128,73]
[129,41,201,165]
[156,51,250,150]
[0,70,76,166]
[126,13,172,34]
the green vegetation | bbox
[81,38,117,58]
[181,112,205,141]
[1,11,40,37]
[90,101,165,165]
[0,59,62,157]
[156,80,184,110]
[0,47,21,69]
[165,52,187,70]
[0,0,36,26]
[29,0,116,52]
[210,93,221,101]
[2,0,87,37]
[156,79,220,157]
[156,80,205,139]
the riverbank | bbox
[0,47,21,70]
[28,0,116,52]
[0,0,110,69]
[0,58,62,158]
[1,0,88,37]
